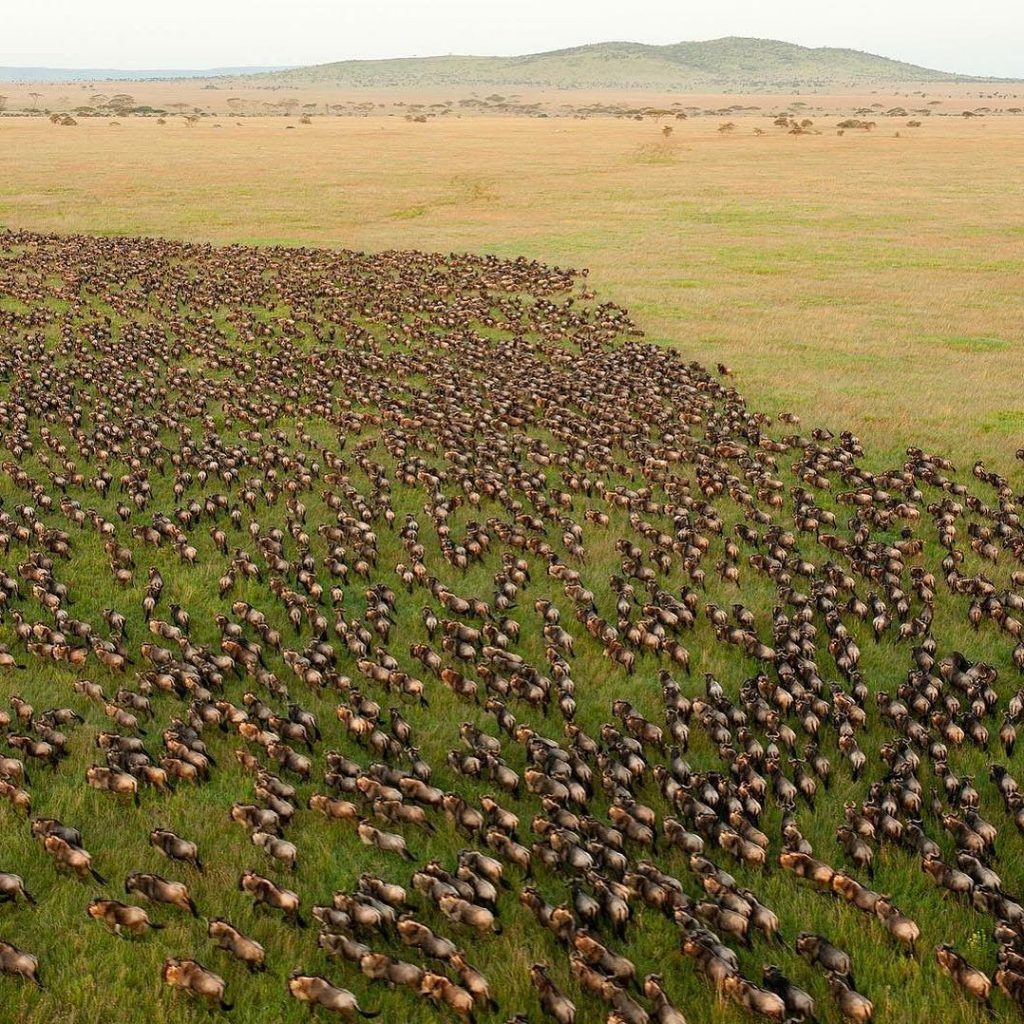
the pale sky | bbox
[3,0,1021,78]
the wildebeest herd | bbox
[1,231,1024,1023]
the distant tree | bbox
[108,93,136,114]
[28,91,43,110]
[0,95,7,112]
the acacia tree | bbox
[108,93,136,115]
[0,95,7,112]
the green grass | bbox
[936,335,1012,353]
[0,111,1023,1023]
[982,410,1024,436]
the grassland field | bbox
[0,97,1021,1024]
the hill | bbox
[229,37,988,91]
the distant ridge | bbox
[0,66,290,82]
[223,37,997,91]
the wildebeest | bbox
[239,869,304,926]
[827,973,873,1022]
[87,898,164,938]
[125,871,198,917]
[529,962,576,1024]
[208,919,266,972]
[935,944,991,1010]
[796,932,854,987]
[150,828,203,871]
[287,973,379,1019]
[0,940,42,988]
[397,917,458,960]
[0,872,36,906]
[162,958,231,1011]
[44,835,106,884]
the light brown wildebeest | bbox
[0,872,36,905]
[162,957,231,1011]
[286,973,379,1019]
[87,898,163,938]
[239,869,304,926]
[125,871,198,917]
[44,835,106,884]
[0,941,42,988]
[208,919,266,973]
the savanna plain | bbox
[2,112,1022,463]
[0,98,1022,1024]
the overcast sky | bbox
[3,0,1021,77]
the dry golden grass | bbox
[1,112,1022,465]
[3,78,1023,116]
